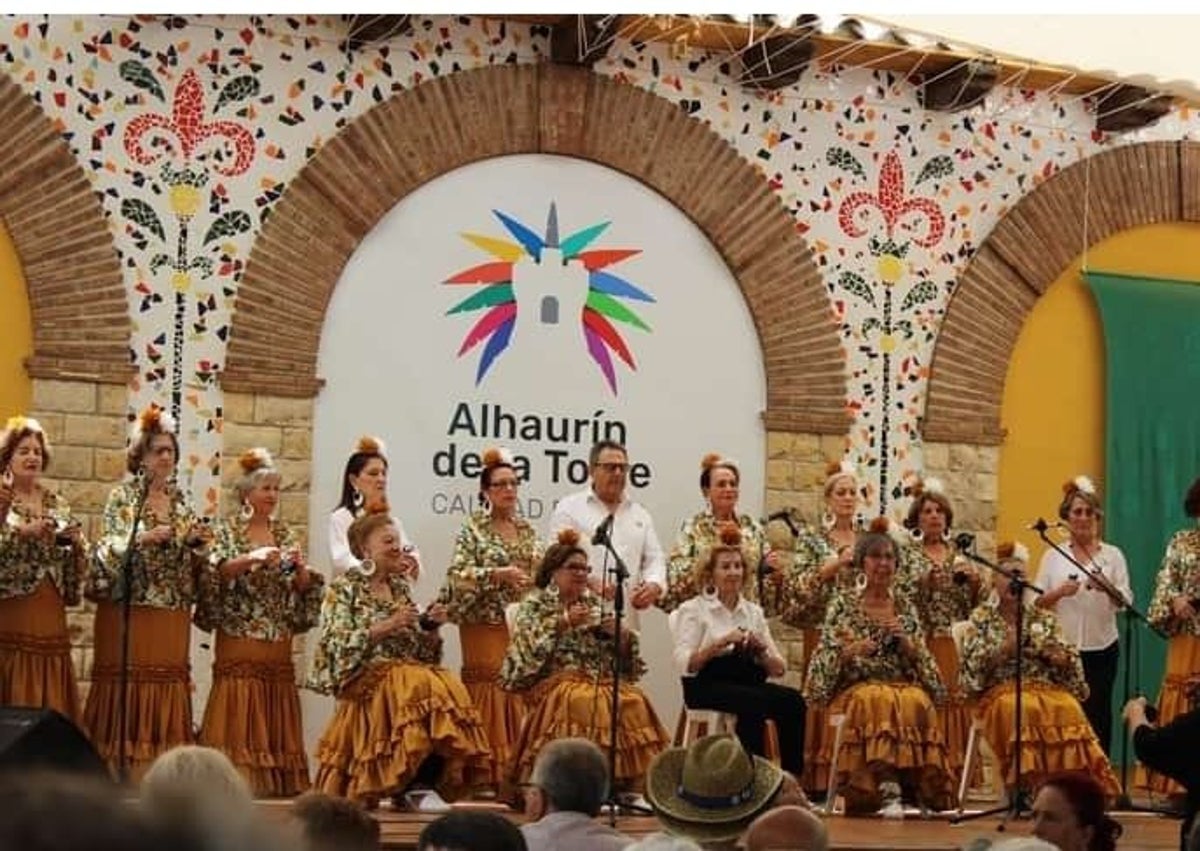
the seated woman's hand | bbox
[845,637,877,660]
[563,601,593,631]
[424,602,449,627]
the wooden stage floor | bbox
[257,800,1183,850]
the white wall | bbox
[301,153,767,759]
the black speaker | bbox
[0,707,109,779]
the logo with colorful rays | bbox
[444,203,655,394]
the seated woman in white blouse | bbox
[329,435,421,579]
[670,523,805,777]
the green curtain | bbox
[1086,270,1200,756]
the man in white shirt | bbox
[520,738,633,851]
[1034,485,1133,756]
[548,440,666,610]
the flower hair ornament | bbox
[701,452,741,474]
[482,447,515,469]
[356,434,388,459]
[1063,475,1097,497]
[3,415,44,437]
[131,403,176,442]
[557,527,581,548]
[825,458,860,485]
[996,541,1030,565]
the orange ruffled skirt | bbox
[0,580,80,722]
[509,671,671,792]
[928,634,974,782]
[199,631,309,797]
[313,660,490,803]
[82,602,194,782]
[1139,635,1200,796]
[459,623,525,792]
[978,680,1121,802]
[821,681,952,799]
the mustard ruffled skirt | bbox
[0,580,80,722]
[199,631,309,797]
[313,660,490,803]
[978,680,1121,802]
[509,671,670,792]
[929,634,974,782]
[1138,635,1200,797]
[83,602,193,782]
[459,623,525,792]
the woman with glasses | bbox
[1034,476,1132,756]
[434,447,539,797]
[499,528,670,793]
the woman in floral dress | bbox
[435,446,539,794]
[83,404,213,781]
[960,542,1120,802]
[196,447,323,796]
[309,511,489,809]
[0,415,86,720]
[500,528,671,793]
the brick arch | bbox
[923,141,1193,444]
[0,74,130,383]
[222,63,846,434]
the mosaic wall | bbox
[3,13,1198,518]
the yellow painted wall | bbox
[998,222,1200,571]
[0,221,31,421]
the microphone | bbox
[1027,518,1050,533]
[953,532,975,552]
[592,514,614,546]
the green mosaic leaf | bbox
[203,211,252,245]
[838,271,875,307]
[900,279,938,312]
[916,155,954,185]
[121,198,165,242]
[215,76,261,112]
[119,60,164,101]
[826,147,866,180]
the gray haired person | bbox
[520,738,633,851]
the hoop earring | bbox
[702,584,717,599]
[240,501,254,521]
[941,530,952,544]
[359,558,376,578]
[352,488,365,511]
[909,527,924,544]
[480,494,492,516]
[854,572,868,594]
[821,511,835,531]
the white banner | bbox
[303,154,766,759]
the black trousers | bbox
[1080,640,1120,757]
[682,662,806,777]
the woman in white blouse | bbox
[1034,475,1132,756]
[328,435,420,578]
[671,523,805,777]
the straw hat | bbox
[645,734,782,843]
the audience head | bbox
[292,791,381,851]
[526,737,610,819]
[535,528,588,589]
[1031,772,1121,851]
[126,404,179,479]
[417,811,527,851]
[741,805,828,851]
[0,770,160,851]
[1186,815,1200,851]
[139,745,256,850]
[625,835,703,851]
[589,440,629,504]
[339,435,389,513]
[646,734,782,846]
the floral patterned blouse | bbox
[902,544,985,636]
[1147,529,1200,638]
[87,481,206,610]
[434,511,541,625]
[803,587,946,707]
[959,599,1088,701]
[307,570,443,697]
[499,586,646,693]
[660,511,774,614]
[782,529,855,630]
[0,488,84,604]
[194,514,324,641]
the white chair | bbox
[820,711,848,814]
[667,609,738,746]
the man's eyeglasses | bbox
[595,462,629,473]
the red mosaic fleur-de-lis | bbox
[123,69,255,177]
[837,150,945,248]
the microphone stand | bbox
[951,534,1042,829]
[116,470,152,786]
[592,520,653,824]
[1032,521,1167,813]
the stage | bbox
[256,800,1183,849]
